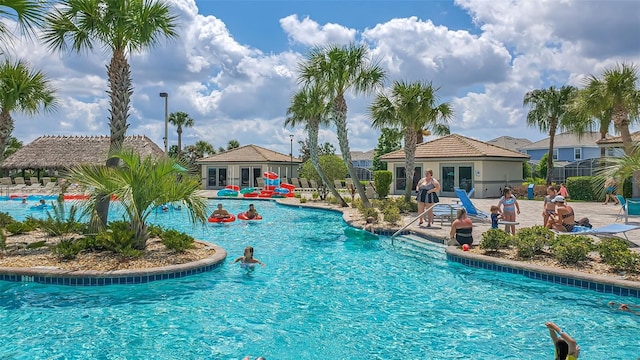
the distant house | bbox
[486,136,532,153]
[350,150,375,180]
[0,135,164,171]
[381,134,529,198]
[518,132,602,163]
[595,131,638,156]
[197,144,302,189]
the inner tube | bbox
[263,171,278,180]
[225,185,240,191]
[208,214,236,223]
[217,189,238,197]
[30,204,47,210]
[240,187,256,194]
[274,187,290,194]
[344,227,378,240]
[237,212,263,221]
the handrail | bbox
[391,203,438,240]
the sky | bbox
[4,0,640,156]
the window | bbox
[606,148,616,157]
[552,148,559,160]
[574,148,582,160]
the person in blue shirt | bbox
[490,205,502,229]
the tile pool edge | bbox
[446,247,640,298]
[0,242,227,286]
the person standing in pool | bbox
[546,321,580,360]
[234,246,265,268]
[415,169,440,228]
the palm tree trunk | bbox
[309,123,347,206]
[333,96,370,207]
[177,126,183,157]
[404,129,418,202]
[0,110,14,163]
[546,123,557,186]
[613,105,637,196]
[95,49,133,227]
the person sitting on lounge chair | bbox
[450,208,473,246]
[546,196,575,232]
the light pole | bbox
[159,92,169,154]
[289,134,294,181]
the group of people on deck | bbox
[542,185,575,232]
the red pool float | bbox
[208,214,236,223]
[225,185,240,191]
[243,193,259,198]
[237,212,263,221]
[263,171,278,180]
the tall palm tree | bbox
[168,111,194,156]
[299,44,385,207]
[67,149,208,250]
[577,63,640,156]
[523,85,579,185]
[0,59,56,162]
[285,85,347,207]
[0,0,46,52]
[370,81,453,201]
[42,0,178,225]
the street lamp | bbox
[159,92,169,154]
[289,134,294,182]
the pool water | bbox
[0,199,638,359]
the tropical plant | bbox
[552,235,593,265]
[40,197,81,237]
[0,0,47,52]
[227,139,240,150]
[168,111,194,156]
[66,149,208,250]
[194,140,215,157]
[42,0,178,225]
[286,85,347,206]
[0,59,57,162]
[297,139,335,163]
[160,229,195,252]
[575,63,640,156]
[3,136,22,159]
[372,128,402,171]
[370,80,453,201]
[299,44,386,208]
[299,154,348,200]
[523,85,579,185]
[373,170,392,199]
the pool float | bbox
[263,171,279,180]
[243,192,259,198]
[343,227,378,240]
[240,187,256,195]
[274,187,290,195]
[30,204,48,210]
[208,214,236,223]
[217,189,238,197]
[259,190,273,198]
[64,194,89,200]
[237,212,263,221]
[10,194,28,200]
[225,185,240,191]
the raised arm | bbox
[233,256,243,263]
[545,322,578,354]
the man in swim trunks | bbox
[246,204,259,219]
[211,203,231,219]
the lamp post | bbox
[159,92,169,154]
[289,134,294,182]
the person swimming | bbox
[233,246,266,269]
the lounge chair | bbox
[308,179,319,192]
[25,177,42,193]
[299,178,312,192]
[454,187,489,220]
[12,177,27,191]
[256,177,266,190]
[41,181,59,194]
[615,195,626,222]
[563,223,640,245]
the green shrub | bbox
[96,221,141,257]
[26,240,48,249]
[41,200,81,237]
[299,197,307,204]
[373,170,392,199]
[513,226,554,259]
[312,192,319,200]
[382,205,401,225]
[326,196,338,205]
[52,239,84,260]
[147,224,164,238]
[161,229,195,252]
[480,228,511,252]
[598,238,630,263]
[0,229,6,251]
[388,197,417,213]
[5,221,36,235]
[360,207,378,221]
[552,235,593,265]
[0,212,14,227]
[598,238,639,272]
[566,176,598,201]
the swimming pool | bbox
[0,199,638,359]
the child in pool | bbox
[546,321,580,360]
[363,216,376,233]
[490,205,502,229]
[608,301,640,315]
[234,246,266,268]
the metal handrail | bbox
[391,203,438,240]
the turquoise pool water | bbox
[0,199,638,359]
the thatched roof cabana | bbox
[0,135,164,170]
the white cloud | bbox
[280,14,357,47]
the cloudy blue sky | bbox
[5,0,640,156]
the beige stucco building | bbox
[380,134,529,199]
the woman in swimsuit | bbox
[546,196,575,232]
[498,187,520,235]
[415,169,441,228]
[234,246,266,268]
[546,321,580,360]
[542,186,557,226]
[449,208,473,246]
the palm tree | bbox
[0,59,56,163]
[0,0,46,52]
[370,81,453,201]
[299,44,385,207]
[523,85,579,185]
[227,139,240,150]
[67,149,208,250]
[42,0,178,225]
[194,140,215,157]
[3,136,22,159]
[286,85,347,207]
[168,111,194,156]
[577,63,640,156]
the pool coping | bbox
[446,246,640,298]
[0,241,227,286]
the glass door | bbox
[207,168,217,188]
[441,166,455,193]
[458,166,473,193]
